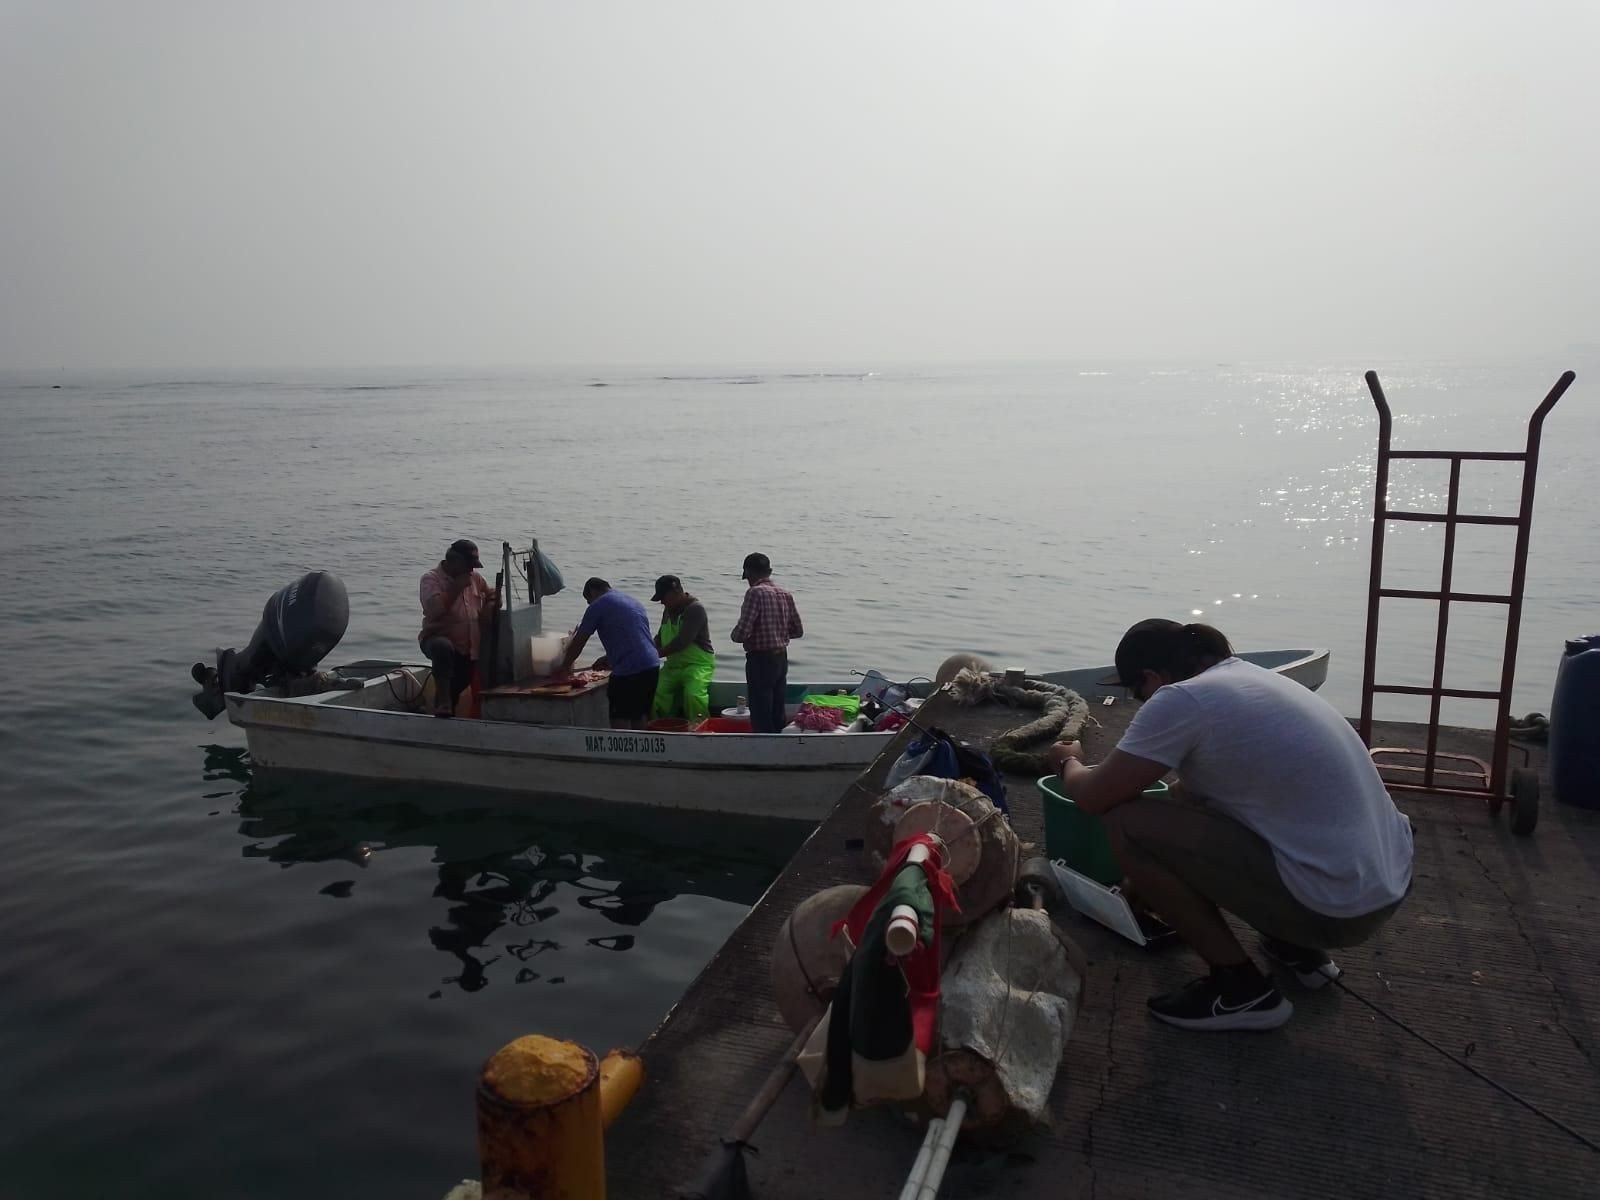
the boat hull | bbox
[225,648,1329,819]
[1034,646,1330,697]
[228,685,887,821]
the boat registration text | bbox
[584,733,668,756]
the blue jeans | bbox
[744,650,789,733]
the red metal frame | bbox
[1358,369,1574,806]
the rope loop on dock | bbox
[946,669,1089,775]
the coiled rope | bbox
[946,668,1090,775]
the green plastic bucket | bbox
[1037,775,1170,886]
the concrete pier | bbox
[607,690,1600,1199]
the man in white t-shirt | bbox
[1049,618,1413,1032]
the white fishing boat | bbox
[221,656,1328,822]
[194,542,1329,821]
[227,671,916,822]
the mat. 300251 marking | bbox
[584,733,667,756]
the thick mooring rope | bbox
[945,668,1090,775]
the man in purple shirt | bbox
[553,577,661,728]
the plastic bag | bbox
[525,544,565,597]
[855,669,911,709]
[947,735,1008,815]
[884,736,960,791]
[883,727,1008,815]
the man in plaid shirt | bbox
[730,551,804,732]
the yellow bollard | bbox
[597,1049,644,1129]
[477,1036,643,1200]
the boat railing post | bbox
[494,541,514,687]
[501,542,514,616]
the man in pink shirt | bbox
[730,552,803,732]
[419,539,499,717]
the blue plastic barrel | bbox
[1550,635,1600,809]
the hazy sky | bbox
[2,1,1596,369]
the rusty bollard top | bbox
[477,1037,607,1200]
[481,1036,598,1109]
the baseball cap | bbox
[446,539,483,568]
[740,552,771,580]
[651,574,682,602]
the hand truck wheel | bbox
[1509,767,1539,837]
[1016,854,1064,909]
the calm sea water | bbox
[1,359,1594,1198]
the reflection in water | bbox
[200,744,805,995]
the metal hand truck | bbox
[1358,369,1575,836]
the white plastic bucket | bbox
[528,634,568,677]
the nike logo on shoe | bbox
[1212,992,1271,1016]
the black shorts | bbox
[608,667,660,721]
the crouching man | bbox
[1049,618,1413,1031]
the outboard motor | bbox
[191,572,350,719]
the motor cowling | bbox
[191,572,350,719]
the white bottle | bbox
[730,695,751,718]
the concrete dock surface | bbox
[608,691,1600,1199]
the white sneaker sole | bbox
[1262,943,1343,991]
[1293,962,1343,990]
[1150,996,1294,1031]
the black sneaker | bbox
[1261,936,1343,990]
[1147,973,1293,1031]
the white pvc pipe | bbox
[914,1095,968,1200]
[888,840,938,957]
[884,904,921,957]
[896,1118,944,1200]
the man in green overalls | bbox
[650,575,716,723]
